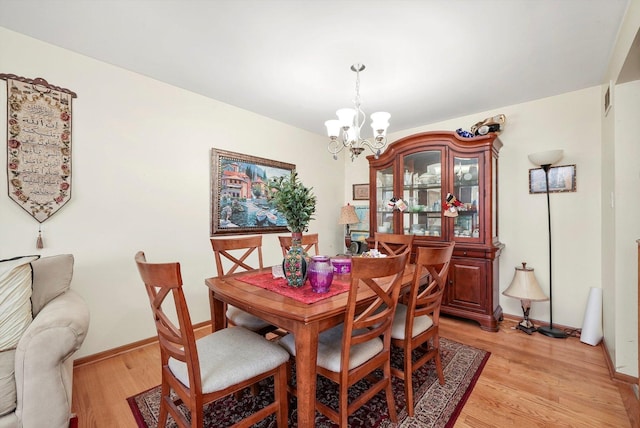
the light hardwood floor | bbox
[71,316,637,427]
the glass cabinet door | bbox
[452,155,481,239]
[375,167,395,233]
[401,151,441,237]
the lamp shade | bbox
[325,120,340,138]
[370,112,391,134]
[503,263,548,301]
[336,108,356,129]
[528,149,563,167]
[338,204,359,225]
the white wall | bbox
[614,80,640,376]
[602,0,640,379]
[0,27,344,358]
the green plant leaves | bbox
[268,171,317,233]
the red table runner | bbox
[235,271,351,304]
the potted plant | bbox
[268,171,317,287]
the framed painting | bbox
[350,230,369,242]
[352,205,370,232]
[352,183,370,200]
[529,164,577,194]
[211,148,295,235]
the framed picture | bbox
[529,164,577,194]
[350,230,369,242]
[353,206,370,232]
[352,183,370,200]
[211,148,294,235]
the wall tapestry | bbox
[211,148,294,235]
[1,75,76,230]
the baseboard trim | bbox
[73,321,211,367]
[601,336,639,385]
[501,313,579,336]
[502,313,639,386]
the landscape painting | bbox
[211,148,294,235]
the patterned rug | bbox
[127,337,489,427]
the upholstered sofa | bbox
[0,254,89,428]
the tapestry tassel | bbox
[36,226,43,249]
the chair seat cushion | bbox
[391,303,433,340]
[279,324,383,373]
[168,326,289,393]
[226,305,271,331]
[0,350,16,416]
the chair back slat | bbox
[210,235,264,276]
[374,233,415,262]
[278,233,320,257]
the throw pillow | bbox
[31,254,74,316]
[0,349,16,416]
[0,256,39,352]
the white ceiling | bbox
[0,0,631,135]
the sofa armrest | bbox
[14,290,89,428]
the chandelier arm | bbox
[360,137,387,150]
[327,138,347,155]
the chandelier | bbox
[325,64,390,161]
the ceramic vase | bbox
[282,233,308,287]
[308,255,333,293]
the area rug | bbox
[127,337,489,427]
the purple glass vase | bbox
[308,256,334,293]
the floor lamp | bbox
[528,149,567,339]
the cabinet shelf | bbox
[404,184,442,190]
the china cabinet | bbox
[367,131,504,331]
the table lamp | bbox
[503,262,548,334]
[338,204,360,238]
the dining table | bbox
[205,263,419,428]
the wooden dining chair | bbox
[210,236,276,335]
[374,232,415,260]
[390,242,455,417]
[278,233,320,257]
[279,250,410,426]
[134,251,289,428]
